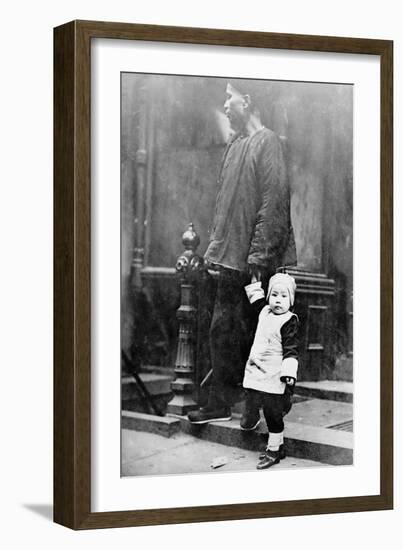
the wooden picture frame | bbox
[54,20,393,529]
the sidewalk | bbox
[122,429,325,477]
[122,380,354,475]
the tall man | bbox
[188,81,296,424]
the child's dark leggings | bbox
[244,388,286,433]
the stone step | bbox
[286,397,353,427]
[122,372,173,399]
[122,397,353,466]
[123,410,181,438]
[294,380,353,403]
[122,372,173,415]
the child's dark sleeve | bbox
[244,281,266,315]
[279,315,299,381]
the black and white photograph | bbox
[1,0,398,542]
[120,72,354,477]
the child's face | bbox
[268,283,291,314]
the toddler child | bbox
[241,272,299,469]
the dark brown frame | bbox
[54,20,393,530]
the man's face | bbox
[268,284,291,315]
[224,83,249,132]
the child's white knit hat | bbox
[267,273,297,306]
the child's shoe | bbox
[256,449,281,469]
[259,444,286,460]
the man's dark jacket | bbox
[205,127,296,273]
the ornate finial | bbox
[182,222,200,251]
[176,223,204,275]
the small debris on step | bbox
[233,453,245,461]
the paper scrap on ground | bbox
[211,456,229,469]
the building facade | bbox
[121,74,353,393]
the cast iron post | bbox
[166,223,204,416]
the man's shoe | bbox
[240,392,261,431]
[240,411,261,431]
[256,449,281,470]
[259,444,286,460]
[188,406,232,424]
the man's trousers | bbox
[207,270,256,409]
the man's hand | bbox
[205,259,220,271]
